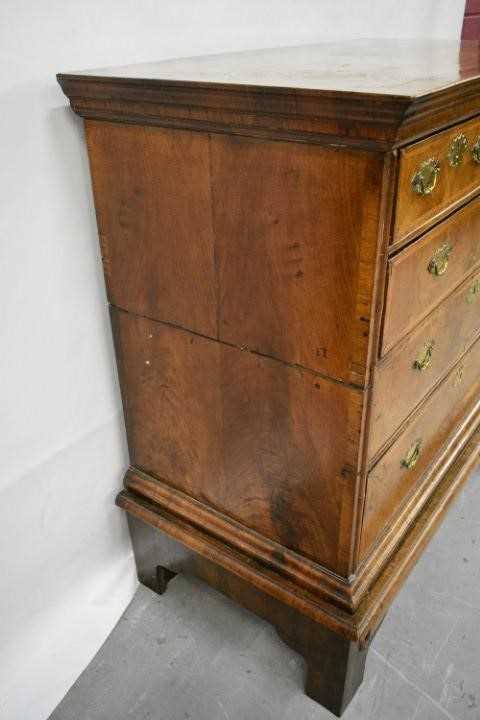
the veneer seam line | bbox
[111,304,367,392]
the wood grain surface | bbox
[382,195,480,354]
[117,422,480,641]
[86,122,217,337]
[112,307,364,576]
[58,40,480,148]
[87,120,385,385]
[361,336,480,558]
[394,116,480,244]
[371,269,480,458]
[210,133,384,384]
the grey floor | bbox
[50,471,480,720]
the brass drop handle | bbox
[448,133,469,167]
[411,158,441,195]
[427,242,452,276]
[413,341,435,371]
[472,137,480,164]
[401,440,422,470]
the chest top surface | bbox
[57,40,480,148]
[60,39,480,97]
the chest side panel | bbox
[86,120,384,387]
[210,134,384,385]
[85,121,218,338]
[112,308,364,576]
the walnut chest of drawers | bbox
[58,40,480,716]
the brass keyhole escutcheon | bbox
[411,158,441,195]
[427,243,453,276]
[413,341,435,371]
[401,440,422,470]
[467,279,480,303]
[448,133,469,168]
[472,137,480,164]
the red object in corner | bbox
[463,0,480,39]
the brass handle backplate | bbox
[411,158,441,196]
[472,137,480,164]
[401,440,422,470]
[413,341,435,371]
[448,133,469,168]
[427,242,453,276]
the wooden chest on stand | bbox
[58,40,480,715]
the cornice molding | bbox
[58,73,480,150]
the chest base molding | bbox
[117,421,480,646]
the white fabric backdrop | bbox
[0,2,465,718]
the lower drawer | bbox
[360,335,480,560]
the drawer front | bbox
[361,336,480,559]
[383,197,480,355]
[370,269,480,459]
[394,116,480,244]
